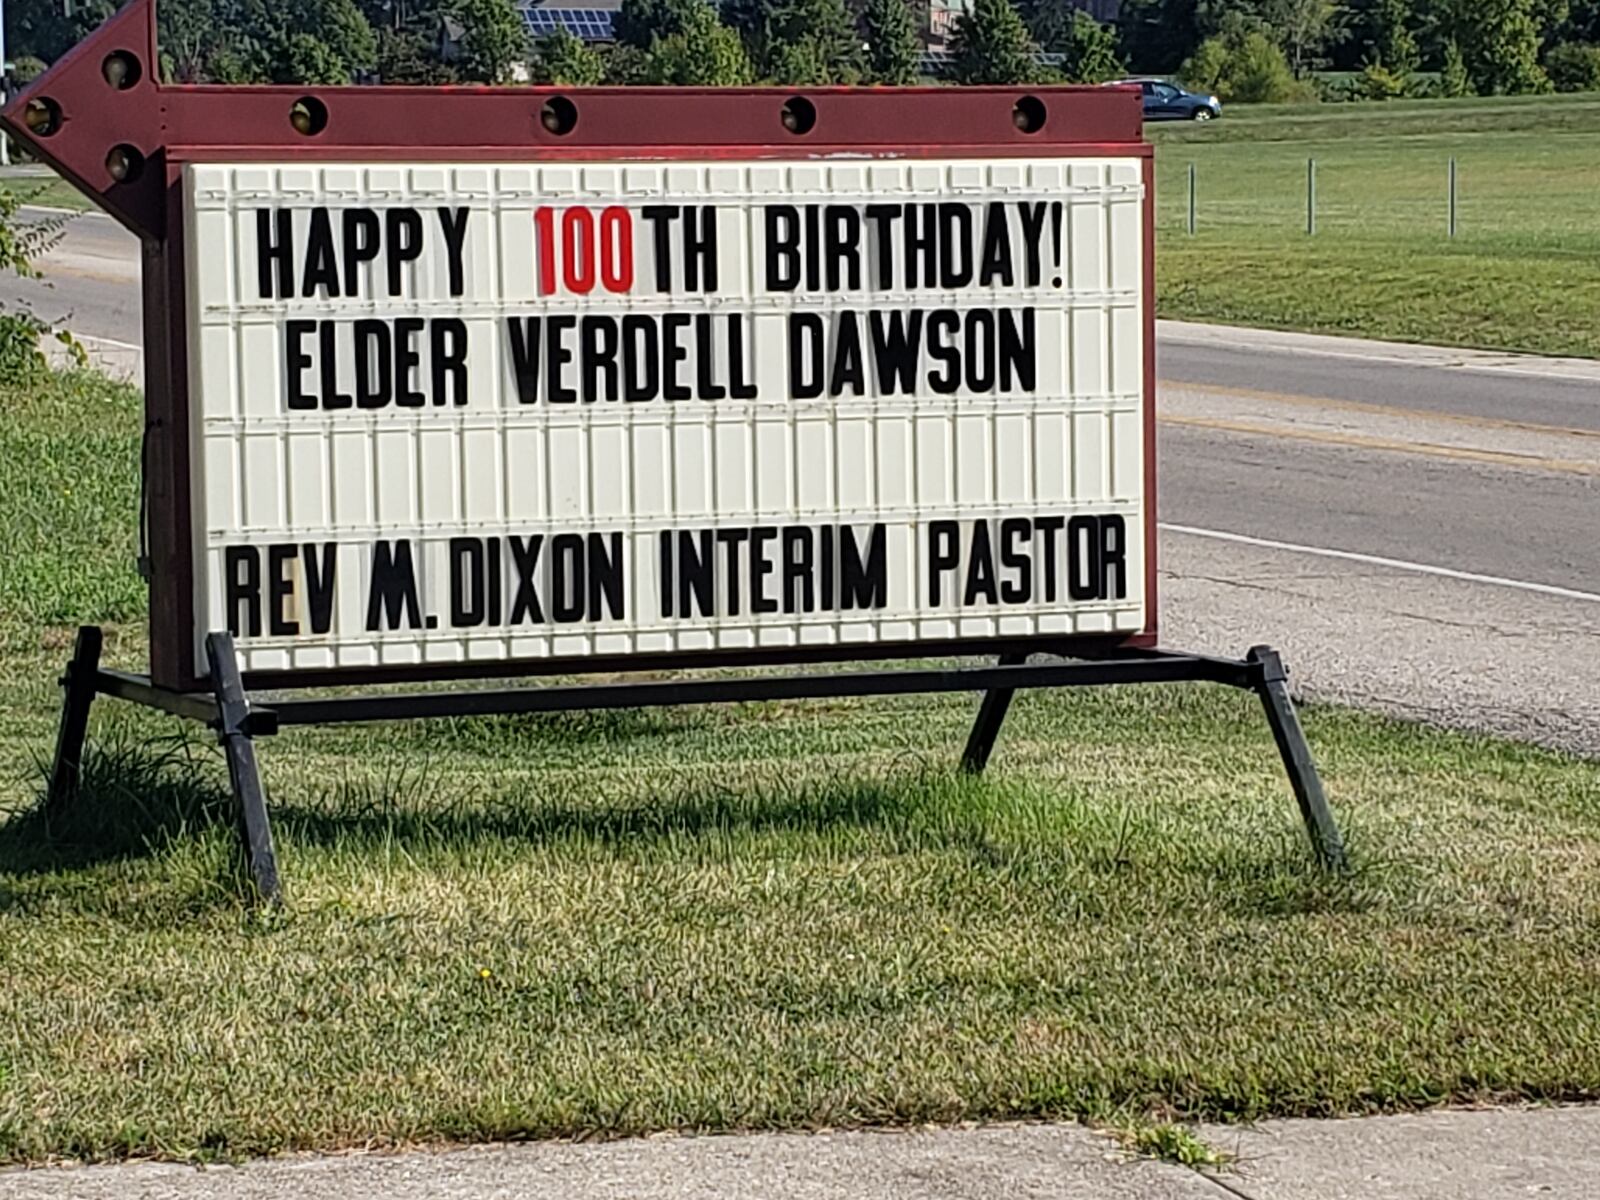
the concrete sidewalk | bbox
[2,1108,1596,1199]
[1157,318,1600,384]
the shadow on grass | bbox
[0,725,1369,921]
[0,729,941,874]
[270,764,940,856]
[0,733,252,918]
[0,734,233,878]
[399,706,710,755]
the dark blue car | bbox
[1109,78,1222,122]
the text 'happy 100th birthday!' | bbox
[252,200,1068,410]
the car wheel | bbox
[1192,107,1216,121]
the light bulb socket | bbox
[106,144,146,183]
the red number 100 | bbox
[534,206,633,295]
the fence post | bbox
[1188,162,1197,235]
[1306,158,1316,236]
[1449,157,1458,239]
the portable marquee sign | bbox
[13,0,1344,900]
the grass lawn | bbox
[0,171,93,213]
[1151,93,1600,357]
[4,372,1600,1164]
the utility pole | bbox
[1,0,10,167]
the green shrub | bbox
[1546,42,1600,92]
[1057,11,1124,84]
[1355,61,1410,100]
[1314,72,1359,102]
[528,27,605,84]
[1440,37,1474,96]
[0,190,82,384]
[1182,29,1316,104]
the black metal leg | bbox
[961,653,1028,775]
[46,625,103,821]
[1248,645,1347,871]
[205,632,281,904]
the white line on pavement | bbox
[20,203,113,221]
[1161,522,1600,605]
[76,332,143,351]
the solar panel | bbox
[522,7,617,40]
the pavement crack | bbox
[1382,607,1535,638]
[1161,571,1303,597]
[1199,1169,1263,1200]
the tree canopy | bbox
[862,0,922,84]
[13,0,1590,100]
[950,0,1044,84]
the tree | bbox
[159,0,254,82]
[10,0,116,63]
[1369,0,1419,75]
[283,0,379,81]
[1533,0,1574,45]
[282,31,359,82]
[1181,25,1314,100]
[1261,0,1345,76]
[949,0,1042,85]
[1022,0,1124,80]
[861,0,922,84]
[615,0,706,49]
[361,0,527,83]
[1117,0,1201,75]
[1354,59,1408,96]
[1182,30,1234,85]
[1194,0,1269,40]
[529,27,606,83]
[642,0,755,83]
[721,0,782,50]
[754,0,865,83]
[602,43,654,82]
[1019,0,1075,53]
[1564,0,1600,41]
[1439,35,1473,95]
[1439,0,1551,94]
[374,24,458,83]
[1546,40,1600,89]
[1057,11,1126,81]
[158,0,376,84]
[441,0,531,82]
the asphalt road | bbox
[9,207,139,362]
[14,207,1600,753]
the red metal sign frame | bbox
[3,0,1157,690]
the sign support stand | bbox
[46,625,103,828]
[204,632,282,903]
[960,652,1027,774]
[47,632,1348,904]
[19,0,1349,904]
[1248,645,1346,868]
